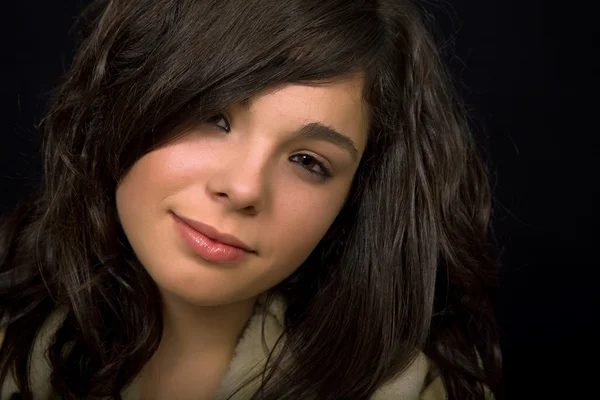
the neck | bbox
[158,292,258,357]
[134,293,258,400]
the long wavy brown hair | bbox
[0,0,501,399]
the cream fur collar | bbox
[212,295,431,400]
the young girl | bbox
[0,0,501,399]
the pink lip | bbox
[171,213,254,263]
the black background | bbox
[1,1,598,398]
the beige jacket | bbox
[0,296,445,399]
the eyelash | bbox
[289,154,333,180]
[205,113,231,132]
[205,112,333,180]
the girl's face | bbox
[116,77,369,306]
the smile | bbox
[171,213,254,263]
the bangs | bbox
[145,0,384,130]
[68,0,387,179]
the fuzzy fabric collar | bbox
[212,295,431,400]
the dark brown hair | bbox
[0,0,501,398]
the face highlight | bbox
[116,77,369,306]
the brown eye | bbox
[205,113,230,132]
[289,154,333,180]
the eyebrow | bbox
[239,98,360,160]
[297,122,359,160]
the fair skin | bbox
[115,76,369,399]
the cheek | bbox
[116,154,163,222]
[116,142,202,218]
[263,180,347,277]
[115,150,184,248]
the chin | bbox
[146,266,258,308]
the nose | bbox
[206,150,269,214]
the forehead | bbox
[241,76,370,154]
